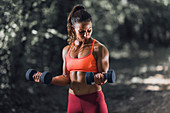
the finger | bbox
[37,72,41,77]
[37,72,40,78]
[37,72,42,82]
[34,77,40,83]
[101,74,105,83]
[33,73,37,79]
[94,74,99,84]
[98,74,102,83]
[98,74,101,79]
[98,74,104,84]
[35,74,39,80]
[95,74,102,84]
[102,72,106,74]
[35,79,40,83]
[36,75,39,80]
[33,72,41,82]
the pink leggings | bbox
[67,91,108,113]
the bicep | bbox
[62,46,70,77]
[97,46,109,73]
[62,59,67,75]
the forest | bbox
[0,0,170,113]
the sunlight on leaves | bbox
[31,36,39,45]
[31,29,38,35]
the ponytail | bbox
[67,4,92,45]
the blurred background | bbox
[0,0,170,113]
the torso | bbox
[69,71,101,95]
[66,38,102,95]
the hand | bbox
[94,72,107,85]
[33,72,42,83]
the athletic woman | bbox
[33,4,109,113]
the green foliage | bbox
[83,0,170,50]
[0,1,170,112]
[0,0,170,88]
[0,0,82,87]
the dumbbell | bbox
[25,69,52,84]
[85,69,116,85]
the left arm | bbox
[97,44,109,73]
[94,44,109,85]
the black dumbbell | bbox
[40,71,52,84]
[25,69,52,84]
[85,69,116,85]
[25,69,37,81]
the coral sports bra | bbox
[66,39,97,73]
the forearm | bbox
[51,75,70,86]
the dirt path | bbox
[1,47,170,113]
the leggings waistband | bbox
[69,90,103,97]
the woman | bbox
[33,4,109,113]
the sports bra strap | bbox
[68,39,95,55]
[90,39,95,54]
[67,42,74,55]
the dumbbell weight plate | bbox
[106,70,116,83]
[85,72,95,85]
[26,69,37,81]
[40,71,52,84]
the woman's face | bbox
[73,21,92,43]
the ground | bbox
[1,47,170,113]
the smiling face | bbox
[73,21,92,43]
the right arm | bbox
[50,45,70,86]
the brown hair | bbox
[67,4,92,45]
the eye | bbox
[79,31,85,34]
[87,29,91,33]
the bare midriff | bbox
[69,71,101,95]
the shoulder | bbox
[93,39,109,56]
[63,45,70,53]
[62,45,70,59]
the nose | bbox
[83,32,87,37]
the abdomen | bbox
[69,71,101,95]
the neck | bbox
[80,37,92,46]
[72,38,93,52]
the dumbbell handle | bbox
[85,72,107,85]
[96,71,115,81]
[85,69,116,85]
[26,69,56,84]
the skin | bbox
[33,21,109,95]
